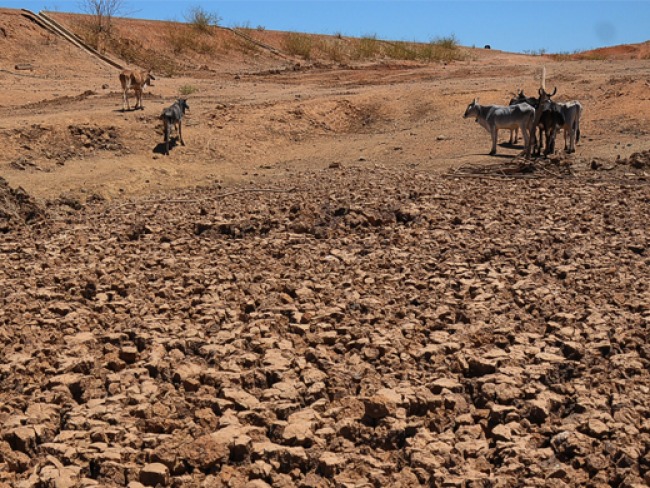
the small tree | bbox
[79,0,125,36]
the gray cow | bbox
[160,98,189,156]
[464,98,535,156]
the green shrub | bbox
[179,85,198,96]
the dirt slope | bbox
[0,9,649,488]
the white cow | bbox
[557,101,583,153]
[464,98,535,156]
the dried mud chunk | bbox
[362,394,397,421]
[222,387,261,410]
[140,462,170,486]
[317,451,346,477]
[0,440,30,473]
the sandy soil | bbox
[0,9,649,488]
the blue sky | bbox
[5,1,650,53]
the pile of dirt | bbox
[1,168,648,487]
[0,177,42,231]
[5,123,125,170]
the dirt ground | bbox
[1,9,649,488]
[0,10,648,201]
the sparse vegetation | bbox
[79,0,125,40]
[75,0,127,52]
[419,35,465,63]
[385,41,418,61]
[283,33,313,60]
[185,5,221,33]
[179,85,198,96]
[354,34,380,60]
[318,38,346,63]
[523,48,548,56]
[165,24,216,56]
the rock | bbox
[139,463,170,487]
[430,377,463,394]
[317,451,345,477]
[119,346,138,364]
[579,419,610,439]
[362,394,397,420]
[222,388,261,410]
[3,427,37,454]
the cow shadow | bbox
[119,107,146,113]
[153,138,179,155]
[498,142,525,149]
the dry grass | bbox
[283,32,313,60]
[353,34,380,60]
[317,38,347,63]
[165,24,217,56]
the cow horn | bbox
[549,87,557,96]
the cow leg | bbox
[178,121,185,146]
[123,91,130,111]
[164,119,170,155]
[544,127,554,155]
[489,127,497,155]
[522,122,531,158]
[564,128,569,151]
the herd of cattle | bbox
[117,67,582,159]
[464,86,583,158]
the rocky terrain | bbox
[1,7,649,488]
[1,162,649,487]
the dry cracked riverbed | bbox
[1,165,649,487]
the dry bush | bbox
[185,5,221,33]
[165,24,198,54]
[318,38,347,63]
[419,35,465,63]
[283,33,313,59]
[384,41,418,61]
[353,34,380,60]
[165,24,216,56]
